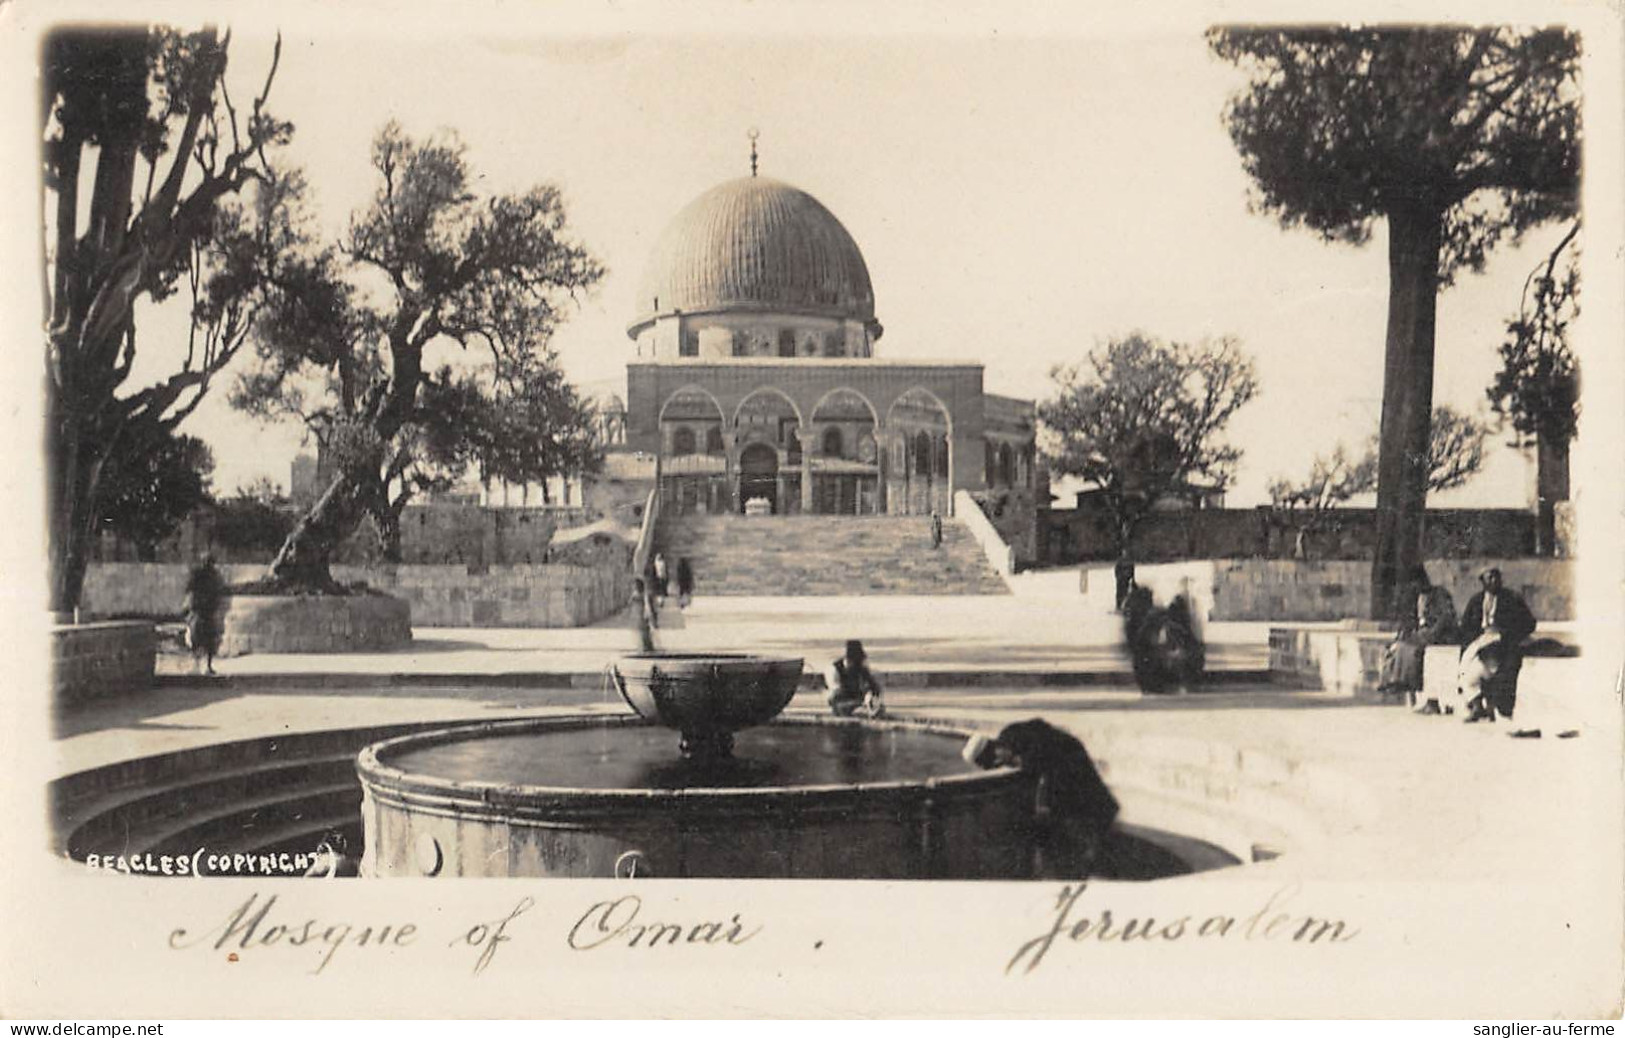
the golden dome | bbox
[628,177,879,340]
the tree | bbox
[1488,223,1580,555]
[209,482,293,559]
[1209,27,1580,617]
[93,432,215,560]
[474,358,603,504]
[1271,405,1488,556]
[1039,333,1259,555]
[42,25,291,611]
[234,122,604,588]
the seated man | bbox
[1455,567,1537,722]
[964,719,1120,878]
[826,640,886,718]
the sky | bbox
[101,9,1585,506]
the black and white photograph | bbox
[2,0,1622,1022]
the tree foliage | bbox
[1209,25,1579,616]
[1271,405,1489,517]
[1039,333,1259,553]
[93,432,215,559]
[229,122,604,582]
[1209,27,1580,283]
[42,25,290,609]
[1488,223,1580,448]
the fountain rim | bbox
[356,713,1026,805]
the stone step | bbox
[653,516,1009,596]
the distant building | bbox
[612,169,1037,524]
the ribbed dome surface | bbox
[629,177,876,337]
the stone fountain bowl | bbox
[611,653,804,756]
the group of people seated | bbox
[1116,564,1206,695]
[1379,566,1537,723]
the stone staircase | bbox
[652,515,1010,596]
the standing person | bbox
[1457,567,1537,721]
[1113,557,1136,613]
[183,555,225,675]
[962,719,1120,878]
[825,640,886,718]
[930,510,943,550]
[651,553,670,607]
[676,557,694,609]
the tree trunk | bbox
[1534,434,1570,556]
[1371,203,1444,620]
[265,473,368,590]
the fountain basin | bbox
[357,714,1040,879]
[611,652,803,758]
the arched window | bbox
[672,427,697,456]
[998,443,1014,487]
[914,431,932,477]
[705,426,724,454]
[985,441,996,486]
[936,434,949,477]
[822,427,844,458]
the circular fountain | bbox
[356,653,1043,878]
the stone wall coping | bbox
[51,619,157,635]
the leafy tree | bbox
[42,26,291,610]
[93,432,215,560]
[1488,223,1580,554]
[1039,333,1259,555]
[474,358,603,504]
[208,482,294,559]
[1209,27,1579,617]
[231,122,604,586]
[1271,406,1488,555]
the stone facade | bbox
[1044,506,1539,565]
[1080,557,1575,624]
[52,621,156,704]
[78,562,632,630]
[220,595,413,655]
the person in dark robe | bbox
[183,555,225,675]
[676,557,695,609]
[1113,558,1136,613]
[930,510,943,549]
[1122,584,1202,694]
[1456,568,1537,721]
[1378,565,1458,704]
[963,719,1120,878]
[825,640,886,718]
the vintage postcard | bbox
[2,0,1622,1021]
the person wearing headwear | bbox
[183,554,225,675]
[1378,565,1458,705]
[676,556,695,609]
[1455,567,1537,721]
[963,719,1120,878]
[826,640,886,718]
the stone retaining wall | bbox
[79,562,631,629]
[220,595,413,655]
[52,621,156,704]
[1081,557,1574,623]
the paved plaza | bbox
[56,583,1619,891]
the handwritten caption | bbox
[168,892,760,975]
[164,883,1357,978]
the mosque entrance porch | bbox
[738,443,781,514]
